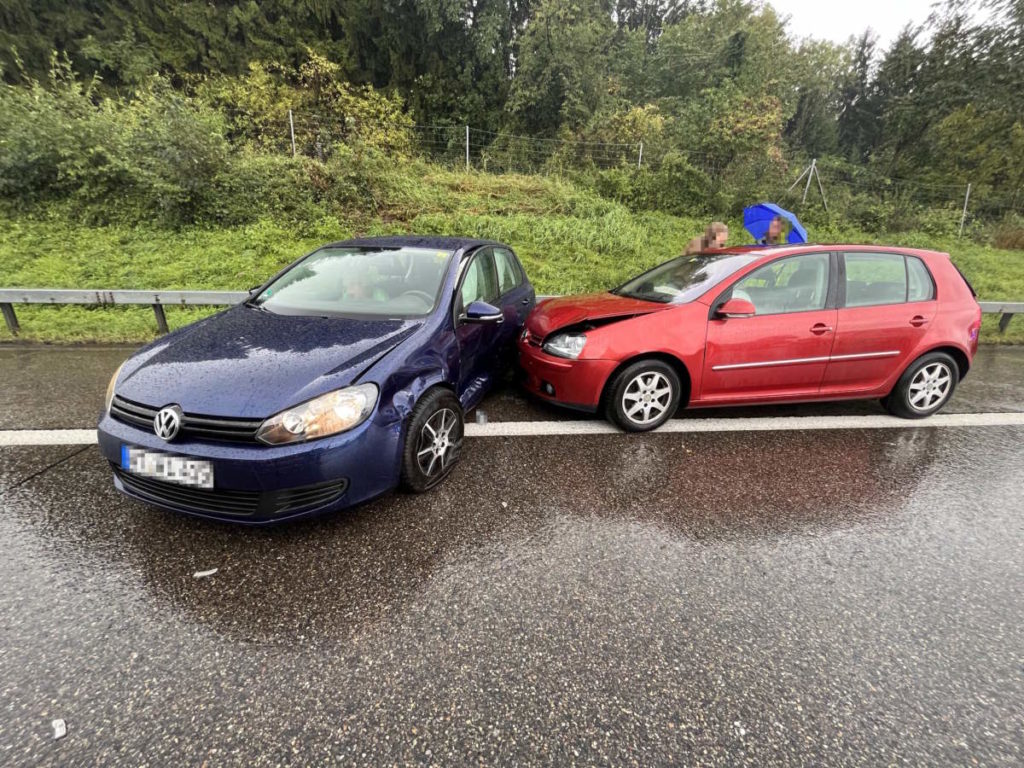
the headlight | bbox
[256,384,378,445]
[105,362,125,412]
[543,332,587,359]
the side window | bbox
[844,252,907,307]
[459,249,498,311]
[731,252,830,315]
[494,247,522,296]
[907,257,936,302]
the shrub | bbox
[991,215,1024,250]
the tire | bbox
[883,351,959,419]
[400,388,465,492]
[604,359,682,432]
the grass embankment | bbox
[1,164,1022,343]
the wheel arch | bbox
[913,344,970,381]
[599,352,693,411]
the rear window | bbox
[842,252,938,307]
[907,257,935,302]
[844,253,907,307]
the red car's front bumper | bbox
[517,338,618,412]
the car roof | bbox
[324,235,505,251]
[707,244,950,259]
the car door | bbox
[454,247,503,406]
[820,251,938,394]
[701,252,838,401]
[493,246,536,328]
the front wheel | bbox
[604,360,682,432]
[884,352,958,419]
[400,388,465,492]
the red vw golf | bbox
[519,245,981,431]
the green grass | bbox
[1,164,1022,343]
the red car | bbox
[519,245,981,431]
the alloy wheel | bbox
[908,362,953,412]
[621,371,673,426]
[415,408,460,477]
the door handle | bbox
[910,315,928,327]
[810,323,833,335]
[520,298,531,305]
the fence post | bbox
[959,182,972,237]
[465,125,470,171]
[802,158,816,205]
[1,302,19,336]
[637,141,643,169]
[151,304,169,334]
[289,109,297,158]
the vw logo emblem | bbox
[154,405,183,441]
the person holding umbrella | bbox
[760,216,784,245]
[743,203,808,245]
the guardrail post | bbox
[999,312,1014,334]
[1,302,19,336]
[152,304,169,334]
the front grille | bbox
[113,466,348,518]
[523,329,542,347]
[111,395,263,443]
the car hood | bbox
[527,292,671,338]
[117,305,420,418]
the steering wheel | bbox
[398,290,434,307]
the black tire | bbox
[400,388,465,492]
[883,351,959,419]
[604,359,682,432]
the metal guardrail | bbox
[0,288,1021,337]
[0,289,249,335]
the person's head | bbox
[767,216,784,243]
[705,221,728,249]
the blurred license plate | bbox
[121,446,213,489]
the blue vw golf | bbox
[97,236,535,523]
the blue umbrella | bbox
[743,202,808,244]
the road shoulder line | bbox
[2,412,1023,445]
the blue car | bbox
[97,236,535,523]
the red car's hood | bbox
[527,292,670,338]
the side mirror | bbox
[248,285,261,295]
[464,300,504,324]
[715,297,756,319]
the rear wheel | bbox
[400,388,464,492]
[604,360,681,432]
[883,351,958,419]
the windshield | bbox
[252,246,453,318]
[612,253,759,304]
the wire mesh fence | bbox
[250,109,1024,228]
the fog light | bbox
[542,382,555,396]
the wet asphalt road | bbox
[2,346,1024,766]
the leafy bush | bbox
[991,215,1024,251]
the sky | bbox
[767,0,995,49]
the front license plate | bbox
[121,445,214,489]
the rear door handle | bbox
[910,315,928,327]
[810,323,833,335]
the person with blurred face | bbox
[684,221,728,255]
[760,216,784,245]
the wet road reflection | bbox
[2,425,1023,765]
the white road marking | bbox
[1,412,1023,446]
[0,429,98,446]
[465,412,1024,437]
